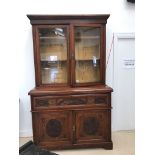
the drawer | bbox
[33,94,109,109]
[87,94,109,105]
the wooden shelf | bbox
[41,59,67,62]
[40,36,66,39]
[76,59,100,61]
[75,36,100,39]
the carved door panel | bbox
[75,110,110,144]
[37,111,73,147]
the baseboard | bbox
[19,129,33,137]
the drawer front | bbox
[87,94,109,105]
[33,94,109,109]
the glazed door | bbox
[35,111,73,148]
[36,26,69,86]
[74,110,110,144]
[72,25,105,86]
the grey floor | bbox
[19,130,134,155]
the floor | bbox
[19,130,134,155]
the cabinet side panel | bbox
[32,26,41,86]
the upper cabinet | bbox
[27,15,109,87]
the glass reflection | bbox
[75,27,101,83]
[39,27,67,84]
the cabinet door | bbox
[73,25,105,86]
[33,111,73,148]
[35,26,69,86]
[75,110,110,144]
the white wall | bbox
[18,0,135,136]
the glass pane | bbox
[75,27,100,83]
[39,27,68,84]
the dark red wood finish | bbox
[27,15,113,150]
[27,15,109,87]
[27,14,110,25]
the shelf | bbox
[76,59,100,61]
[41,59,100,61]
[40,36,99,40]
[75,36,100,39]
[40,36,66,40]
[41,67,65,70]
[41,59,67,62]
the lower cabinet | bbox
[32,109,112,150]
[29,88,113,150]
[32,111,73,149]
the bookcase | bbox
[28,14,113,150]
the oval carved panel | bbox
[83,117,99,135]
[46,119,62,137]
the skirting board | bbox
[19,129,33,137]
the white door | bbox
[112,33,135,131]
